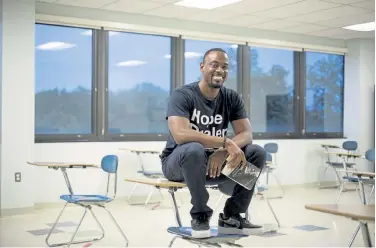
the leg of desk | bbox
[168,188,182,227]
[360,222,372,247]
[61,168,74,195]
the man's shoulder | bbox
[221,86,240,99]
[173,82,198,96]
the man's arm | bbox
[168,116,228,148]
[228,90,253,149]
[230,118,253,149]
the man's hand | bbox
[225,139,247,169]
[207,149,228,178]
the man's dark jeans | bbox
[161,142,266,219]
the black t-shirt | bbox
[161,81,248,158]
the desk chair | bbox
[263,143,284,198]
[120,148,165,206]
[46,155,129,247]
[319,141,359,189]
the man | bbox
[159,48,266,238]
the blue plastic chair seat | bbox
[342,176,359,183]
[326,162,356,167]
[60,194,113,203]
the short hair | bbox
[202,48,227,63]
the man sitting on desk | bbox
[159,48,266,238]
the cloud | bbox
[185,52,203,59]
[116,60,147,67]
[80,30,120,36]
[36,42,76,51]
[163,52,203,59]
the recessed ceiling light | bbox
[174,0,243,9]
[343,22,375,32]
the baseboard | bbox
[0,181,337,217]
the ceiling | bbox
[37,0,375,40]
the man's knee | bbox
[180,142,207,168]
[243,144,267,169]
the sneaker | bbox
[218,213,263,235]
[191,214,211,238]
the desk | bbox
[28,161,108,247]
[305,204,374,247]
[28,162,99,195]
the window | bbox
[107,32,171,134]
[250,47,295,134]
[35,22,345,142]
[305,52,344,133]
[35,24,93,135]
[184,39,238,91]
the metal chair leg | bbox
[360,222,372,247]
[127,183,138,204]
[266,197,280,228]
[45,203,105,247]
[271,173,285,197]
[336,182,345,203]
[348,224,361,247]
[168,236,179,248]
[101,206,129,247]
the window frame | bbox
[34,23,98,143]
[34,22,345,143]
[101,30,178,142]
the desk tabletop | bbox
[124,177,187,188]
[27,161,99,168]
[321,144,340,148]
[324,151,363,157]
[305,204,375,222]
[118,148,160,154]
[352,171,376,177]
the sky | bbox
[35,24,295,93]
[35,23,343,109]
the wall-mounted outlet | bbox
[15,172,21,182]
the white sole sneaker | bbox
[191,229,211,238]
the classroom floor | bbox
[0,185,374,247]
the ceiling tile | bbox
[307,27,361,37]
[37,0,58,2]
[148,0,179,2]
[249,20,301,30]
[316,12,375,27]
[213,0,302,14]
[286,23,331,33]
[55,0,119,8]
[102,0,166,13]
[143,4,206,18]
[332,30,375,39]
[350,0,375,10]
[251,0,340,19]
[217,14,273,26]
[182,10,238,22]
[323,0,366,4]
[286,5,370,23]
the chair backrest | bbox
[264,143,278,153]
[264,143,278,166]
[101,154,118,198]
[343,141,358,151]
[365,148,375,162]
[266,152,273,162]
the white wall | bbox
[0,1,374,211]
[344,38,375,172]
[0,0,35,210]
